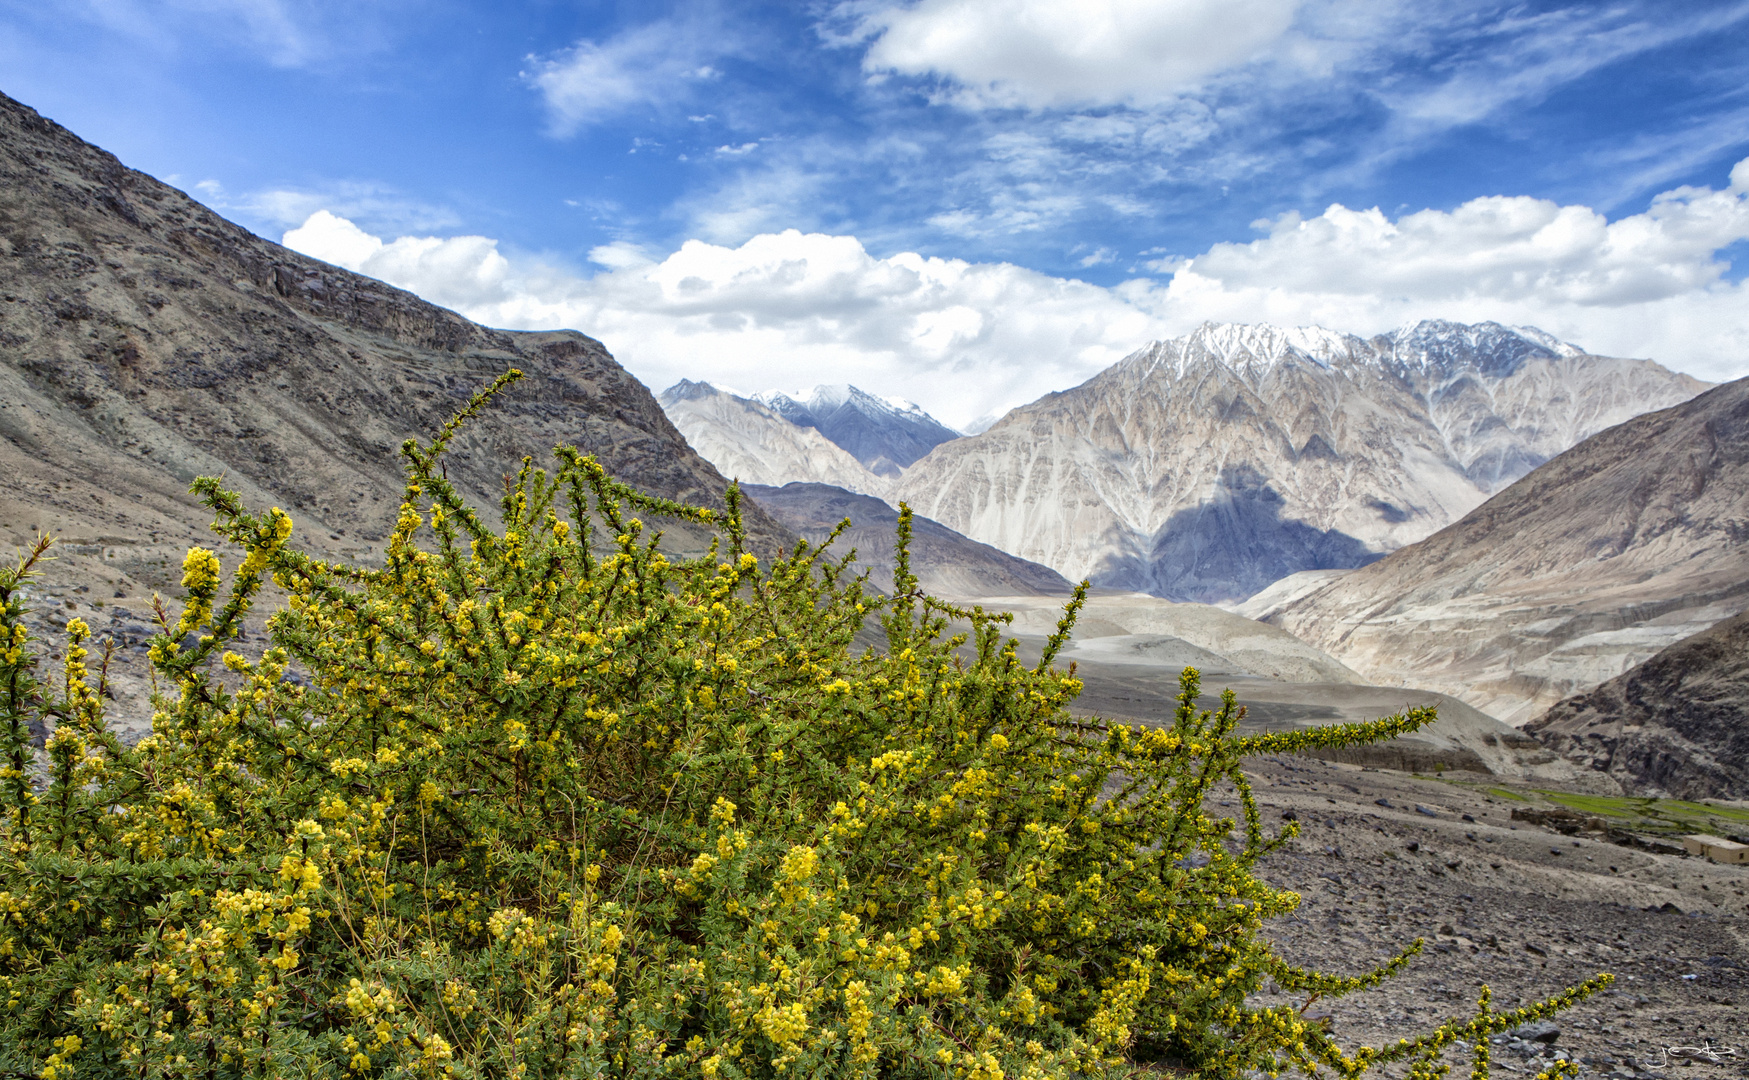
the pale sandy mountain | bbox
[898,322,1708,604]
[1265,377,1749,727]
[658,381,892,499]
[1524,610,1749,799]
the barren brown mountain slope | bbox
[1525,610,1749,800]
[1265,377,1749,726]
[0,90,788,589]
[742,482,1071,598]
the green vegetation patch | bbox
[1536,791,1749,837]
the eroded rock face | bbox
[897,322,1707,604]
[0,90,790,580]
[1525,611,1749,800]
[1265,377,1749,727]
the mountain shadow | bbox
[1090,465,1382,604]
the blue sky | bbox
[6,0,1749,426]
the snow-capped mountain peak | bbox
[657,381,893,500]
[750,383,960,474]
[898,319,1709,604]
[1120,320,1602,389]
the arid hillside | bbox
[0,90,789,597]
[1527,610,1749,799]
[1265,377,1749,725]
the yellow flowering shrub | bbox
[0,372,1606,1079]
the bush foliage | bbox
[0,372,1605,1079]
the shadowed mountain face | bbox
[1525,611,1749,800]
[754,385,960,476]
[0,91,790,592]
[1093,465,1382,600]
[897,322,1708,604]
[741,482,1071,598]
[1266,376,1749,727]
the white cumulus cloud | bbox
[284,211,512,312]
[282,157,1749,427]
[1159,157,1749,378]
[284,220,1155,428]
[857,0,1302,109]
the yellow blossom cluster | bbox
[0,371,1608,1079]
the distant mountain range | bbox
[753,384,960,476]
[658,380,964,499]
[896,321,1707,603]
[658,381,893,498]
[12,84,1738,788]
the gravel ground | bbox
[1239,757,1748,1080]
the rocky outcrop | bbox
[659,381,892,498]
[0,89,791,588]
[1266,377,1749,726]
[898,322,1707,604]
[742,482,1070,598]
[1524,611,1749,799]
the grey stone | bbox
[1513,1021,1560,1044]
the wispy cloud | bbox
[803,0,1749,262]
[1316,2,1749,186]
[194,178,461,237]
[47,0,414,67]
[854,0,1303,110]
[525,16,742,135]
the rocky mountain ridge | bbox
[0,90,790,731]
[1263,375,1749,726]
[658,381,893,499]
[1524,610,1749,800]
[742,482,1071,598]
[897,320,1708,603]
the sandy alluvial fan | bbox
[896,322,1707,604]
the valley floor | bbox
[1240,757,1747,1080]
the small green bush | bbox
[0,372,1605,1079]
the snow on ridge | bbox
[1118,319,1603,386]
[756,383,947,428]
